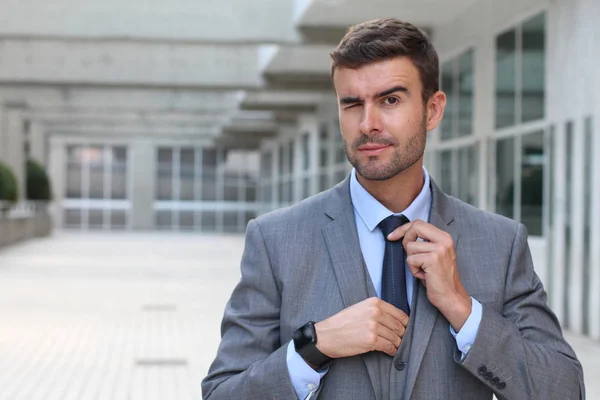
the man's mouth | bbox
[357,144,391,156]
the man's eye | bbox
[384,97,399,105]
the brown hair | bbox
[330,18,439,104]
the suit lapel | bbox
[321,177,383,400]
[404,179,461,399]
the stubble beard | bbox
[343,114,428,181]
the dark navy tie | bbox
[378,214,411,316]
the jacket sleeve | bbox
[201,219,298,400]
[456,223,585,399]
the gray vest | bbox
[363,264,420,400]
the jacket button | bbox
[478,365,487,376]
[485,372,494,381]
[497,382,506,390]
[394,361,406,371]
[491,377,500,385]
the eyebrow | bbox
[338,85,409,105]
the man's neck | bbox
[356,162,425,214]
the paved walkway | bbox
[0,232,597,399]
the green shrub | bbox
[0,161,18,203]
[26,159,52,201]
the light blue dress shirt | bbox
[286,168,482,400]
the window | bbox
[440,49,474,139]
[494,130,544,235]
[153,147,259,233]
[582,117,593,334]
[63,144,130,230]
[520,131,544,236]
[495,13,546,128]
[438,144,478,206]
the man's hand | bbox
[314,297,409,359]
[387,219,471,332]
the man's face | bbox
[333,57,429,181]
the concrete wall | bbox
[0,39,265,88]
[0,0,299,43]
[0,213,52,249]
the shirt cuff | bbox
[449,297,482,358]
[286,340,328,400]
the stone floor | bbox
[0,231,597,399]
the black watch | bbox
[293,321,332,369]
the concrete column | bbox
[4,108,26,201]
[48,138,65,229]
[0,106,5,164]
[30,122,47,167]
[130,139,156,230]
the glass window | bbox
[495,12,545,128]
[495,29,517,129]
[244,212,256,228]
[302,177,310,199]
[521,14,546,123]
[279,144,286,175]
[288,141,295,175]
[201,168,217,201]
[66,146,82,198]
[200,211,217,232]
[261,151,273,180]
[261,185,272,203]
[334,120,346,164]
[286,181,293,202]
[458,50,474,136]
[458,145,478,206]
[224,183,239,201]
[520,131,544,235]
[495,137,515,219]
[278,182,285,203]
[335,169,347,184]
[178,211,195,230]
[64,209,82,227]
[302,133,310,171]
[88,146,105,199]
[223,212,239,233]
[583,117,593,334]
[156,210,172,229]
[157,148,173,200]
[111,147,128,200]
[319,126,329,168]
[245,185,257,202]
[110,210,127,230]
[202,148,218,168]
[319,173,329,192]
[441,61,455,140]
[179,148,195,201]
[564,121,573,328]
[440,150,453,195]
[88,209,104,229]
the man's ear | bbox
[425,91,447,132]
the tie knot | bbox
[378,214,410,237]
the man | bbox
[202,18,585,400]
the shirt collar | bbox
[350,167,432,232]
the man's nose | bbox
[359,104,383,135]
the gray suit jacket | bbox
[202,177,585,400]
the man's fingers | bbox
[387,219,450,247]
[378,311,407,338]
[407,253,427,279]
[404,240,437,255]
[377,324,401,348]
[379,301,410,328]
[374,336,399,357]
